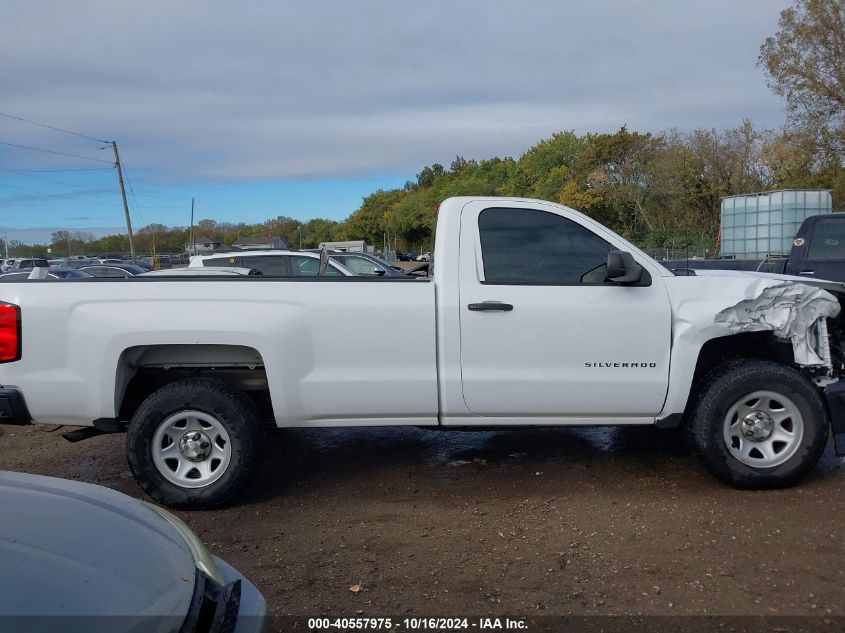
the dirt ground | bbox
[1,423,844,618]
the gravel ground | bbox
[1,423,844,619]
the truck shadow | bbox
[242,424,703,505]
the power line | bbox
[0,181,63,195]
[132,205,186,209]
[0,140,114,164]
[0,167,113,173]
[0,167,119,190]
[194,198,229,216]
[0,111,109,143]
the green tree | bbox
[263,216,302,247]
[515,131,590,198]
[300,218,338,248]
[341,189,406,246]
[759,0,845,156]
[570,127,665,233]
[416,163,446,188]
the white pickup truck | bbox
[2,197,845,509]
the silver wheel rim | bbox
[151,410,232,489]
[722,390,804,469]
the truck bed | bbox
[0,277,438,428]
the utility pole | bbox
[111,141,136,263]
[2,232,7,259]
[189,197,195,256]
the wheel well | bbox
[691,332,793,389]
[116,345,272,424]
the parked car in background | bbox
[43,268,95,279]
[190,250,354,276]
[137,254,190,270]
[80,263,147,278]
[0,268,93,281]
[141,267,262,277]
[305,249,409,277]
[11,258,50,270]
[125,260,152,271]
[415,252,430,262]
[662,214,845,282]
[65,258,99,268]
[0,470,265,632]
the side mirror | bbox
[606,250,643,285]
[373,267,386,276]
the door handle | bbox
[799,270,815,276]
[468,301,514,312]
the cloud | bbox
[0,0,785,184]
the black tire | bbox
[126,377,263,509]
[688,359,828,489]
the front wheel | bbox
[126,377,262,509]
[689,360,828,489]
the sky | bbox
[0,0,789,243]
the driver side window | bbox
[478,207,612,285]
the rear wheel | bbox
[689,360,828,489]
[126,377,262,509]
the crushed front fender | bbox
[714,282,840,367]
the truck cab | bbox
[784,213,845,281]
[434,198,672,424]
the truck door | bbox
[458,202,672,421]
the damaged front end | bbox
[715,282,839,369]
[714,280,845,455]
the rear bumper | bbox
[823,380,845,455]
[0,387,30,426]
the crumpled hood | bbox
[0,471,196,621]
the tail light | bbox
[0,302,21,363]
